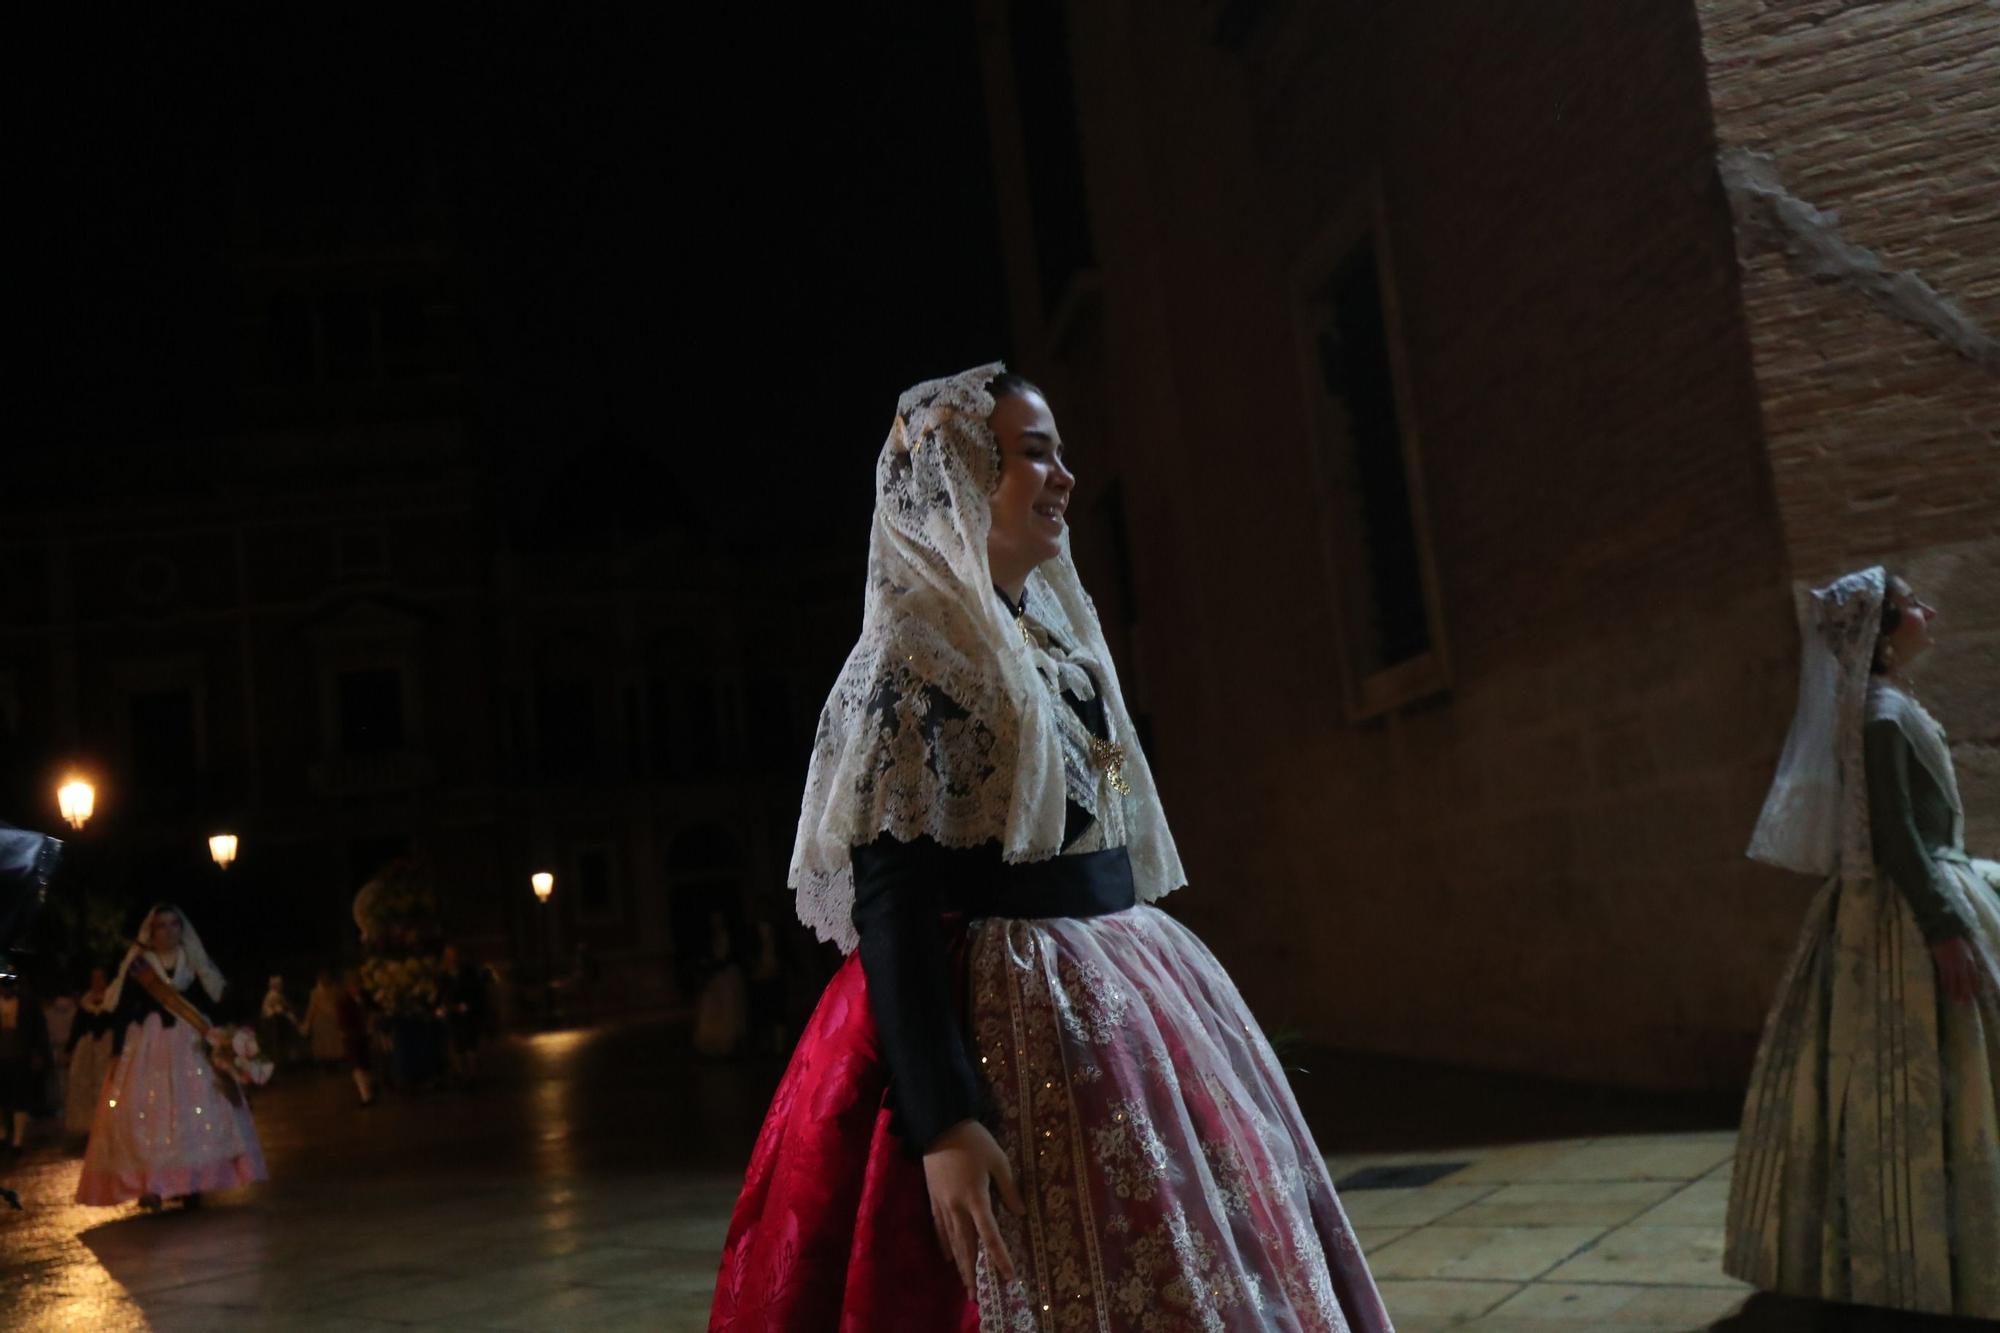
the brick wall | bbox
[983,1,1811,1088]
[1695,0,2000,841]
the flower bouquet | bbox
[353,858,441,953]
[205,1024,276,1088]
[358,954,442,1018]
[351,859,452,1084]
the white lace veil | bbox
[102,901,226,1010]
[1747,567,1887,879]
[789,363,1186,952]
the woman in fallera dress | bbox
[75,904,268,1210]
[1728,567,1999,1319]
[711,365,1392,1332]
[62,967,114,1143]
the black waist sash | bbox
[955,846,1136,921]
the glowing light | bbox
[208,833,239,870]
[531,872,554,903]
[58,778,95,830]
[528,1029,590,1054]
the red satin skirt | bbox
[710,953,977,1333]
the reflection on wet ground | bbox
[2,1022,761,1331]
[2,1020,1986,1330]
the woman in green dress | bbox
[1728,567,2000,1319]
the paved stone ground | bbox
[0,1021,1985,1331]
[1,1024,762,1331]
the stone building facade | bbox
[975,0,1994,1089]
[1696,0,1999,822]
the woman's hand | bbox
[922,1118,1026,1294]
[1932,937,1981,1004]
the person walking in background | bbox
[259,975,302,1069]
[39,980,78,1141]
[336,970,376,1107]
[299,968,346,1067]
[1,973,53,1154]
[691,909,747,1059]
[63,967,114,1145]
[438,944,488,1083]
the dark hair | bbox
[986,371,1045,405]
[1872,573,1906,675]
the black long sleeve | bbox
[851,631,1111,1156]
[852,833,995,1154]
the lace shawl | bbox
[790,363,1185,951]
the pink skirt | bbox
[76,1014,268,1205]
[969,906,1393,1331]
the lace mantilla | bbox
[789,364,1185,950]
[1749,567,1885,886]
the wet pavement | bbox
[1,1020,1980,1331]
[1,1023,763,1331]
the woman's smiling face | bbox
[985,388,1075,594]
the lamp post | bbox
[531,872,555,1025]
[57,778,95,831]
[208,834,239,871]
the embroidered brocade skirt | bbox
[712,906,1392,1332]
[1726,858,2000,1318]
[970,906,1391,1333]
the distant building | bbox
[0,140,849,1006]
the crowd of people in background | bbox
[9,913,804,1167]
[1,966,117,1156]
[0,873,820,1212]
[0,939,500,1163]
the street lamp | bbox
[208,834,240,871]
[57,778,95,831]
[531,872,555,1025]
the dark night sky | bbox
[23,4,1012,548]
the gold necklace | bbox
[1018,604,1132,796]
[1089,734,1133,796]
